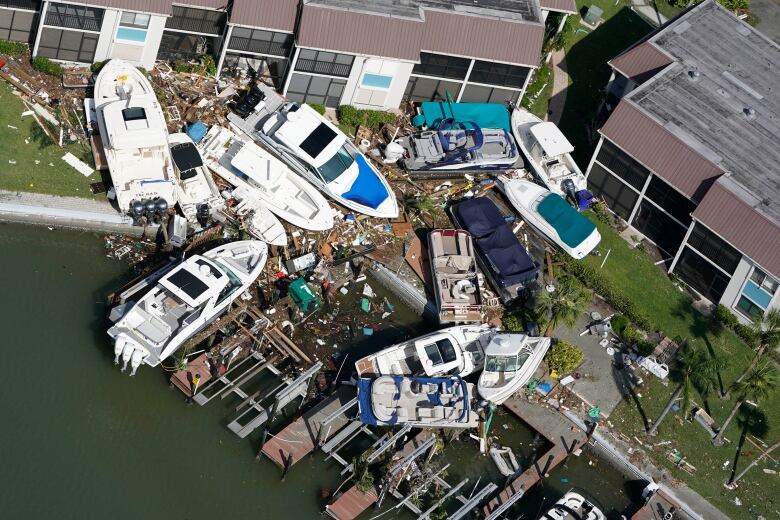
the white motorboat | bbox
[477,334,551,404]
[540,491,606,520]
[490,446,520,477]
[229,185,288,246]
[429,229,483,324]
[497,175,601,259]
[168,132,224,225]
[93,59,177,215]
[201,126,333,231]
[511,109,593,209]
[354,324,494,378]
[357,375,480,428]
[107,240,267,374]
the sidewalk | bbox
[631,0,669,26]
[546,49,569,125]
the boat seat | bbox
[433,407,446,419]
[456,233,471,255]
[438,130,467,151]
[412,133,445,160]
[418,407,435,419]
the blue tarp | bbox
[342,154,389,209]
[185,121,208,144]
[419,102,511,134]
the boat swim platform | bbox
[484,397,588,516]
[261,386,358,471]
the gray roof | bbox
[307,0,541,23]
[624,0,780,223]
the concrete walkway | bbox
[0,189,142,234]
[546,50,569,125]
[631,0,669,26]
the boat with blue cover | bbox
[451,197,539,304]
[357,375,480,428]
[498,175,600,259]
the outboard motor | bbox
[129,350,143,377]
[196,203,210,227]
[129,200,145,223]
[113,339,125,365]
[562,178,577,205]
[144,199,156,218]
[154,197,169,215]
[120,343,134,372]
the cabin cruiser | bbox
[107,240,267,375]
[428,229,482,324]
[200,125,333,231]
[168,132,224,226]
[92,59,177,215]
[228,90,398,219]
[395,118,518,172]
[451,197,539,304]
[478,334,551,404]
[354,325,494,378]
[511,109,593,210]
[497,176,600,259]
[540,491,606,520]
[357,375,480,428]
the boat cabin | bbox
[414,333,464,376]
[102,98,167,150]
[483,335,532,374]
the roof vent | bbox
[744,107,756,120]
[716,88,730,98]
[687,69,700,81]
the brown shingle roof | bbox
[599,101,722,201]
[609,41,672,84]
[83,0,173,15]
[693,179,780,278]
[230,0,299,31]
[539,0,577,14]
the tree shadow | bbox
[28,121,56,150]
[611,352,650,431]
[728,407,769,485]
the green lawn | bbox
[581,214,777,519]
[0,81,101,198]
[523,61,554,119]
[650,0,685,22]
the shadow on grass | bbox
[728,407,769,484]
[558,7,654,167]
[611,353,651,431]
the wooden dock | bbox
[261,386,357,471]
[170,353,212,397]
[325,486,378,520]
[631,489,683,520]
[484,398,588,516]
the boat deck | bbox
[261,386,357,470]
[484,397,588,516]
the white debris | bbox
[62,152,94,177]
[21,110,34,117]
[362,284,375,298]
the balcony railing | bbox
[294,59,351,78]
[165,15,225,36]
[44,12,101,32]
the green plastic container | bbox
[289,278,320,313]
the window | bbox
[687,223,740,275]
[318,145,356,183]
[631,199,687,254]
[587,162,639,220]
[735,295,765,320]
[460,84,521,105]
[45,2,103,32]
[675,247,731,303]
[644,176,695,225]
[294,49,354,78]
[404,76,461,103]
[361,73,392,89]
[167,269,209,300]
[120,12,149,29]
[423,339,457,366]
[412,52,469,80]
[116,11,148,43]
[596,139,650,190]
[122,107,146,122]
[0,0,40,10]
[286,73,346,108]
[750,268,779,295]
[0,7,37,43]
[38,27,98,62]
[469,60,530,89]
[485,354,521,372]
[158,32,217,62]
[228,27,293,57]
[166,5,226,35]
[300,123,337,159]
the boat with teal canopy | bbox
[417,101,512,134]
[537,193,596,248]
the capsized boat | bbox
[451,197,539,304]
[107,240,267,375]
[230,185,288,246]
[357,375,480,428]
[511,108,593,209]
[256,103,399,218]
[354,324,494,378]
[168,132,224,225]
[540,491,606,520]
[199,125,333,231]
[497,175,600,259]
[477,334,551,404]
[396,118,518,172]
[93,59,177,215]
[428,229,482,324]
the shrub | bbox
[90,60,106,74]
[713,304,759,345]
[610,314,629,336]
[0,39,27,56]
[555,252,652,330]
[307,103,326,115]
[503,306,537,333]
[337,105,363,128]
[336,105,395,130]
[637,340,656,357]
[31,56,63,77]
[622,325,643,346]
[201,54,216,76]
[545,340,584,374]
[589,201,612,226]
[364,109,395,130]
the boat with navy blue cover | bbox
[357,375,480,428]
[497,175,600,259]
[451,197,538,303]
[397,118,519,172]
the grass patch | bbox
[0,81,100,198]
[650,0,685,21]
[522,62,553,119]
[580,214,775,519]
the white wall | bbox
[720,256,780,324]
[95,12,166,69]
[93,9,118,63]
[341,56,414,111]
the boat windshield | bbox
[211,259,243,304]
[423,339,457,366]
[317,144,355,183]
[485,351,531,372]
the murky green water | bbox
[0,223,641,519]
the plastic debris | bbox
[360,298,371,313]
[362,284,374,298]
[362,327,374,336]
[8,159,16,165]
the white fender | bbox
[129,350,143,377]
